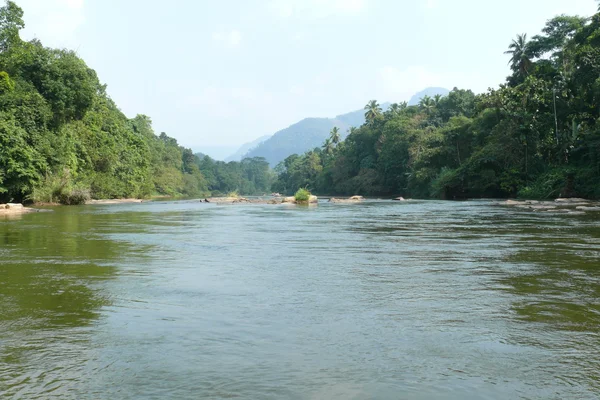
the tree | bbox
[330,126,341,144]
[418,95,435,114]
[364,100,382,125]
[505,33,533,77]
[322,137,334,155]
[0,1,24,52]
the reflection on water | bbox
[0,200,599,399]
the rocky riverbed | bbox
[500,198,600,215]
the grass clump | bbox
[226,190,240,198]
[294,188,311,203]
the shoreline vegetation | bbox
[1,2,599,206]
[270,9,600,201]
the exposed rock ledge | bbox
[86,199,144,205]
[501,198,600,214]
[204,195,318,204]
[0,203,43,216]
[329,196,364,203]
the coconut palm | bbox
[322,137,334,155]
[433,94,443,106]
[364,100,382,125]
[418,95,435,114]
[504,33,533,76]
[330,126,341,145]
[388,103,401,116]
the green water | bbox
[1,200,599,399]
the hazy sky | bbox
[14,0,600,157]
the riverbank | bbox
[0,203,46,216]
[86,199,145,205]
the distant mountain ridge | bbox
[238,88,449,167]
[225,135,271,162]
[243,105,388,166]
[408,87,450,106]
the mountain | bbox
[244,105,388,167]
[408,87,450,106]
[242,87,450,167]
[190,145,239,161]
[224,135,271,162]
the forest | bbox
[273,6,600,199]
[0,1,272,204]
[1,1,599,203]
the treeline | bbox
[274,8,600,199]
[196,155,273,196]
[0,1,271,204]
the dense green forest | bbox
[0,1,272,204]
[2,1,599,203]
[274,6,600,199]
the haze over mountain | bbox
[242,105,387,167]
[225,135,272,162]
[237,88,448,167]
[408,87,451,106]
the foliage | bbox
[0,1,218,203]
[272,7,600,199]
[294,188,311,203]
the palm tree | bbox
[504,33,533,76]
[364,100,382,125]
[330,126,341,145]
[418,95,435,114]
[322,137,334,155]
[433,94,443,106]
[388,103,401,116]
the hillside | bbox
[244,106,387,166]
[244,90,452,167]
[225,135,271,162]
[408,87,450,106]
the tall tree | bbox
[322,138,334,155]
[0,0,23,52]
[505,33,533,77]
[364,100,382,125]
[330,126,341,144]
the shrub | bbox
[294,188,310,203]
[29,169,90,205]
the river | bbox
[1,199,599,399]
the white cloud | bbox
[211,30,242,47]
[17,0,85,48]
[268,0,367,19]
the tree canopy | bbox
[273,7,600,200]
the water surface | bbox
[1,200,599,399]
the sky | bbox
[14,0,600,159]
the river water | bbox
[1,200,599,399]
